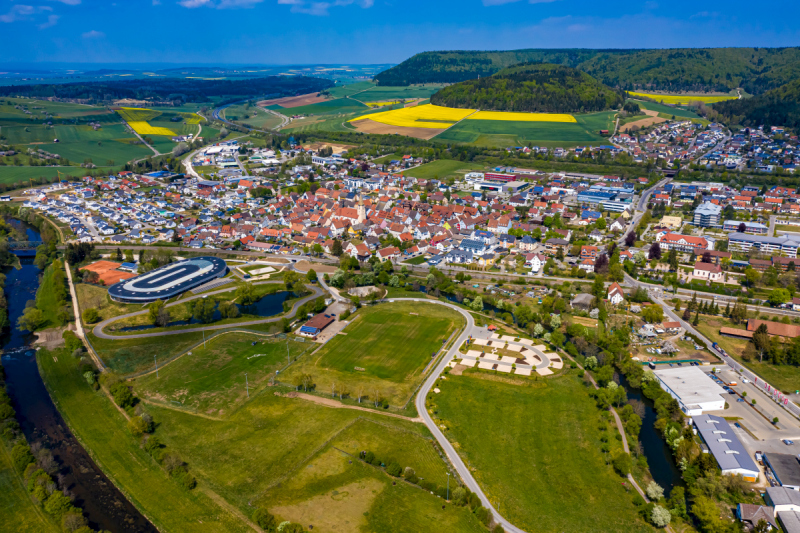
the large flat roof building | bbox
[692,414,759,482]
[765,454,800,491]
[728,232,800,258]
[108,257,228,303]
[653,366,726,415]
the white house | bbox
[607,282,625,305]
[693,261,723,281]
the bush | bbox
[492,525,505,533]
[645,481,664,501]
[650,504,671,527]
[61,511,88,532]
[475,506,491,526]
[82,308,101,324]
[171,467,197,490]
[364,451,375,464]
[386,462,402,477]
[127,415,152,436]
[109,382,135,409]
[0,402,14,420]
[612,451,632,476]
[44,490,76,518]
[11,442,34,472]
[253,508,277,531]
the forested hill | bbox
[429,64,623,114]
[375,47,800,95]
[713,79,800,129]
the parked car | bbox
[783,439,794,445]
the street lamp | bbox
[447,472,450,501]
[154,354,158,378]
[245,372,249,398]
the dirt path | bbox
[199,487,261,532]
[278,391,423,423]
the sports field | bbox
[627,91,736,105]
[284,301,463,405]
[134,333,310,416]
[435,373,652,533]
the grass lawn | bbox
[355,85,446,102]
[87,329,205,375]
[275,98,369,117]
[633,100,701,119]
[401,159,485,181]
[0,166,84,184]
[76,283,145,324]
[694,316,800,392]
[0,440,59,533]
[435,373,653,533]
[37,347,252,533]
[326,81,376,98]
[403,255,428,265]
[284,301,463,406]
[133,332,312,416]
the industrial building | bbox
[693,202,723,227]
[653,366,727,415]
[575,188,634,213]
[692,414,760,482]
[728,232,800,258]
[764,454,800,491]
[765,487,800,533]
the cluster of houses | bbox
[612,120,726,166]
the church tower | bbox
[357,195,366,223]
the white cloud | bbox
[38,14,59,28]
[276,0,371,15]
[153,0,162,5]
[217,0,264,7]
[482,0,522,5]
[178,0,212,7]
[82,29,105,38]
[49,0,81,5]
[0,5,52,23]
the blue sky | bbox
[1,0,799,65]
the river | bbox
[1,221,157,533]
[619,373,683,497]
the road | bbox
[624,272,800,420]
[613,177,671,247]
[93,282,325,340]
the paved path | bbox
[278,391,423,423]
[92,283,324,340]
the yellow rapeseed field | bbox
[627,92,737,105]
[366,101,401,108]
[127,121,176,136]
[467,110,576,123]
[351,104,476,129]
[116,107,162,122]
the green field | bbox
[273,98,369,117]
[87,328,206,375]
[436,112,614,147]
[224,106,283,130]
[0,166,82,184]
[435,373,653,533]
[284,301,463,405]
[38,347,253,533]
[0,441,59,533]
[634,100,702,119]
[133,333,311,416]
[327,81,376,98]
[355,85,447,103]
[694,316,800,393]
[401,159,486,180]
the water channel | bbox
[1,220,157,532]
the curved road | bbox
[93,282,325,340]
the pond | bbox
[116,290,296,332]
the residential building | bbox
[693,202,723,227]
[728,233,800,258]
[607,282,625,305]
[693,261,723,281]
[722,220,769,234]
[657,232,712,253]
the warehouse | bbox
[693,414,760,482]
[108,257,228,303]
[653,366,726,415]
[764,454,800,491]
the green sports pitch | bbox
[284,300,463,405]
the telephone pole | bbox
[245,373,249,398]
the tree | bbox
[702,251,712,263]
[753,323,770,356]
[331,239,343,257]
[692,310,699,326]
[625,231,637,247]
[236,283,256,305]
[82,307,100,324]
[650,505,671,528]
[642,305,664,324]
[668,249,678,270]
[148,300,165,325]
[17,307,45,332]
[306,269,318,282]
[115,247,123,261]
[744,268,761,287]
[648,242,661,260]
[738,222,747,233]
[253,508,277,532]
[192,298,216,323]
[218,300,240,319]
[584,356,598,370]
[470,296,483,312]
[612,451,631,475]
[646,481,664,501]
[594,253,609,274]
[768,288,789,307]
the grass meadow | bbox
[38,347,252,533]
[133,332,312,416]
[401,159,485,181]
[434,373,653,533]
[283,301,463,406]
[355,85,446,102]
[633,100,702,119]
[326,81,376,98]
